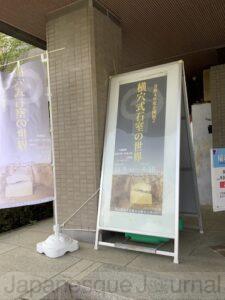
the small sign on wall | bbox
[211,148,225,211]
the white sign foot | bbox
[37,232,79,258]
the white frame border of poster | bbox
[95,61,185,263]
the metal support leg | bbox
[173,235,179,264]
[94,228,100,250]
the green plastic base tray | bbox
[125,217,184,245]
[125,233,170,244]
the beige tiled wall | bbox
[46,0,121,236]
[92,6,122,179]
[210,64,225,148]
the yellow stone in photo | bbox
[130,181,152,207]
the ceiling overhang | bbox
[0,0,225,73]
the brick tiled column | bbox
[47,0,121,241]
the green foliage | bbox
[0,32,33,71]
[0,202,53,233]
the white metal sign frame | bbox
[95,61,202,263]
[181,66,203,233]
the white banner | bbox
[0,57,53,208]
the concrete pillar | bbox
[46,0,121,241]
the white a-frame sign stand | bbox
[95,61,203,264]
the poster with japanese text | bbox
[110,76,167,215]
[211,148,225,212]
[0,58,53,208]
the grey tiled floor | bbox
[0,207,224,299]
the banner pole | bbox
[0,48,65,69]
[45,51,59,234]
[36,51,79,258]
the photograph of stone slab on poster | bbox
[0,163,53,208]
